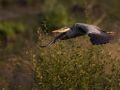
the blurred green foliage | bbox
[0,21,25,48]
[38,4,68,33]
[0,22,25,38]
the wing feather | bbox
[88,32,111,45]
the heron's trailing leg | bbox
[40,32,66,48]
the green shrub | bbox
[0,22,25,38]
[31,33,120,90]
[37,4,68,33]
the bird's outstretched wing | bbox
[88,32,112,45]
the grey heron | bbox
[40,23,115,47]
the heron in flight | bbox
[41,23,115,47]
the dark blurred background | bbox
[0,0,120,90]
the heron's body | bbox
[41,23,115,47]
[64,23,101,38]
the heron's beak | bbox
[52,27,70,33]
[106,31,116,36]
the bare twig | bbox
[93,13,106,26]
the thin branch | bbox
[93,13,106,26]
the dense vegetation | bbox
[0,0,120,90]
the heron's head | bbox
[52,27,70,33]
